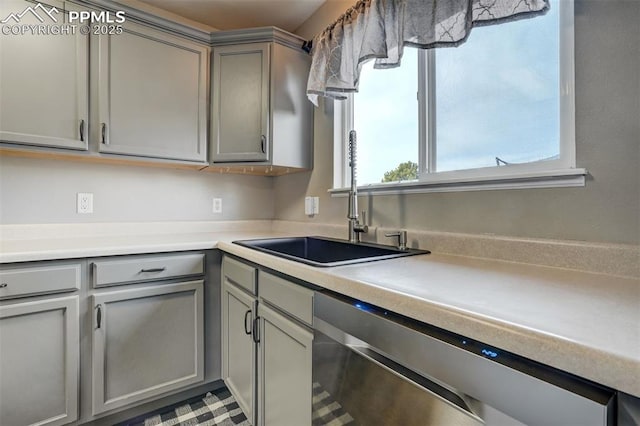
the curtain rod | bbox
[302,0,369,53]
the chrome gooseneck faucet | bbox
[348,130,368,243]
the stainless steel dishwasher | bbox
[312,290,616,426]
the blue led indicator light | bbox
[481,348,498,358]
[353,302,374,313]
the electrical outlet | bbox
[313,197,320,215]
[212,198,222,214]
[77,193,93,214]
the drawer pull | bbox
[101,123,107,144]
[96,304,102,329]
[244,309,252,335]
[260,135,266,153]
[0,283,7,289]
[140,267,166,273]
[79,119,85,142]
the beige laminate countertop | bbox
[1,230,639,397]
[0,231,270,263]
[219,240,640,398]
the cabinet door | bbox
[0,0,88,150]
[0,296,79,426]
[98,23,208,162]
[258,303,312,426]
[211,43,270,163]
[222,280,256,423]
[91,280,204,414]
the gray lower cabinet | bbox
[0,252,211,425]
[91,280,205,415]
[0,0,88,151]
[221,256,313,425]
[258,303,313,426]
[97,21,208,162]
[0,295,79,426]
[222,278,257,421]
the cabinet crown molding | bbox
[75,1,308,51]
[74,0,212,43]
[210,27,306,50]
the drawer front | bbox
[0,263,81,300]
[259,271,313,325]
[92,253,204,287]
[222,256,256,295]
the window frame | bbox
[332,0,584,195]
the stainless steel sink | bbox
[233,236,429,267]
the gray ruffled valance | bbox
[306,0,550,105]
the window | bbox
[353,49,419,185]
[334,0,583,193]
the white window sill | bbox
[329,168,587,196]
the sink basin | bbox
[233,236,429,267]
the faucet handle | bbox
[385,230,407,250]
[357,211,369,233]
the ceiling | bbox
[135,0,327,33]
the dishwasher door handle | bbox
[348,344,481,422]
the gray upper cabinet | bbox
[0,0,88,151]
[212,43,270,163]
[98,22,208,162]
[0,296,79,426]
[211,30,313,170]
[91,280,204,414]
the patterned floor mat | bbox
[124,387,249,426]
[123,382,353,426]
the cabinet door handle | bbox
[140,267,166,273]
[101,123,107,144]
[252,316,260,343]
[96,304,102,329]
[244,310,252,335]
[0,283,7,289]
[260,135,266,153]
[79,119,85,142]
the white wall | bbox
[275,0,640,245]
[0,156,274,224]
[1,0,638,244]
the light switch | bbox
[305,196,319,216]
[304,197,313,215]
